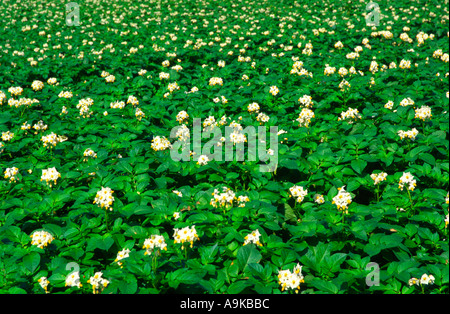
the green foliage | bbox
[0,0,448,294]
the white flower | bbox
[338,107,361,123]
[256,112,270,124]
[210,187,237,208]
[176,110,189,123]
[127,95,139,106]
[398,128,419,141]
[38,277,50,292]
[332,186,352,211]
[247,102,260,113]
[143,235,167,255]
[289,185,308,203]
[40,167,61,187]
[93,187,115,210]
[414,105,432,121]
[269,85,279,96]
[209,77,223,86]
[314,194,325,204]
[65,271,82,288]
[399,97,414,107]
[298,95,313,107]
[151,136,171,151]
[296,108,315,127]
[278,263,305,293]
[115,248,131,266]
[420,274,435,285]
[30,230,54,249]
[110,100,125,109]
[1,131,14,142]
[243,229,262,246]
[197,155,209,166]
[31,80,44,91]
[370,172,388,185]
[83,148,97,160]
[58,90,73,98]
[398,172,416,191]
[87,272,109,293]
[4,167,19,183]
[384,100,394,110]
[173,225,199,248]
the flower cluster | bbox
[247,102,260,113]
[167,82,180,93]
[41,132,67,148]
[38,277,50,293]
[31,80,44,91]
[339,79,351,91]
[298,95,313,108]
[197,154,210,166]
[269,85,279,96]
[77,98,94,117]
[243,230,263,246]
[40,167,61,187]
[65,271,82,288]
[173,225,200,249]
[409,274,435,287]
[414,105,432,121]
[142,235,168,255]
[210,186,236,208]
[110,100,125,109]
[338,107,361,123]
[296,108,315,128]
[398,172,416,191]
[33,120,48,133]
[159,72,170,80]
[105,74,115,83]
[176,110,189,123]
[87,272,110,294]
[398,128,419,141]
[115,248,131,267]
[289,185,308,203]
[4,167,19,183]
[399,97,414,107]
[1,131,14,142]
[127,95,139,106]
[278,263,305,293]
[370,172,388,185]
[30,230,54,249]
[151,136,171,151]
[8,86,23,96]
[58,90,73,98]
[47,78,58,85]
[314,194,325,204]
[209,77,223,86]
[93,187,115,210]
[83,148,97,161]
[332,186,352,212]
[256,112,270,124]
[135,108,145,121]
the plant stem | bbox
[105,209,109,231]
[406,189,414,215]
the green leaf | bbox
[310,279,339,294]
[236,244,262,273]
[419,153,435,166]
[227,280,252,294]
[124,226,148,239]
[23,252,40,273]
[351,159,367,174]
